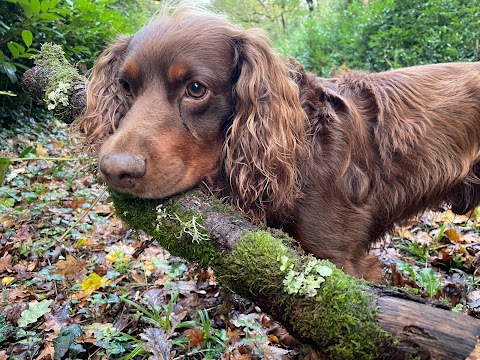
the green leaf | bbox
[7,42,20,57]
[30,0,41,14]
[1,61,18,83]
[41,0,51,12]
[21,30,33,48]
[417,268,441,297]
[2,198,15,207]
[18,2,33,18]
[53,325,83,360]
[18,299,53,327]
[396,260,416,281]
[38,12,64,21]
[0,314,13,342]
[0,158,12,184]
[19,146,35,157]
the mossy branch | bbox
[21,43,86,123]
[22,44,480,360]
[112,190,480,360]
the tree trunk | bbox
[21,45,480,360]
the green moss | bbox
[219,232,399,360]
[34,43,86,122]
[111,193,223,268]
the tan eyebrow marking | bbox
[167,63,188,83]
[121,60,139,79]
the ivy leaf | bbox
[0,314,13,342]
[18,299,53,327]
[53,325,84,360]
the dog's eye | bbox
[186,82,207,98]
[120,80,132,95]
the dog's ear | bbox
[225,29,309,222]
[73,36,131,145]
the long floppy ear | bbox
[224,28,309,222]
[72,36,131,145]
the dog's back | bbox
[293,62,480,280]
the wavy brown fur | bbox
[74,6,480,281]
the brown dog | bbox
[74,6,480,281]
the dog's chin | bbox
[105,180,204,201]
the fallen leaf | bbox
[141,327,172,360]
[1,276,14,286]
[94,204,112,215]
[131,270,146,284]
[0,253,12,271]
[413,231,432,246]
[35,144,48,157]
[55,255,88,280]
[35,341,54,360]
[81,323,116,343]
[18,299,53,327]
[184,328,204,348]
[74,273,111,299]
[445,229,462,243]
[268,334,279,344]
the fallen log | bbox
[22,44,480,360]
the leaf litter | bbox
[1,116,479,359]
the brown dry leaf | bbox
[0,253,12,271]
[64,198,86,210]
[4,287,29,303]
[0,350,8,360]
[131,270,146,284]
[184,328,204,348]
[55,255,88,280]
[445,229,462,243]
[412,231,432,246]
[94,204,112,215]
[227,328,244,343]
[140,328,171,360]
[35,341,54,360]
[231,349,251,360]
[35,144,48,157]
[394,226,412,239]
[390,263,417,288]
[40,313,63,335]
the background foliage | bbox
[0,0,158,124]
[214,0,480,75]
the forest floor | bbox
[1,114,479,360]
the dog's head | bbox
[74,6,308,221]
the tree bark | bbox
[22,45,480,360]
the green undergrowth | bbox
[112,193,406,359]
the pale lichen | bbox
[33,43,86,122]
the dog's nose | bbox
[99,152,146,188]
